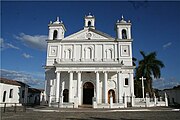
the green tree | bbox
[136,51,165,97]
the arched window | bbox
[106,49,113,59]
[68,49,71,59]
[3,91,6,102]
[88,21,91,27]
[122,29,127,39]
[9,89,13,98]
[64,49,71,59]
[85,47,92,59]
[53,30,58,40]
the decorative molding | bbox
[49,46,58,57]
[120,45,130,57]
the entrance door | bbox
[108,89,115,103]
[63,89,69,102]
[83,82,94,104]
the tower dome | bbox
[119,15,127,23]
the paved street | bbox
[1,107,180,120]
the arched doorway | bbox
[63,89,69,102]
[83,82,94,104]
[108,89,115,103]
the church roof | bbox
[28,88,42,93]
[89,28,113,39]
[0,78,29,87]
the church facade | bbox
[45,14,135,108]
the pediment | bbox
[63,28,114,40]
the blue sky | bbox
[1,1,180,89]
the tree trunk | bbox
[147,79,153,98]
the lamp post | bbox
[139,76,146,99]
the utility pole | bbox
[139,76,146,99]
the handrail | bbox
[0,103,26,113]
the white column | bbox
[60,81,65,104]
[72,45,75,61]
[56,72,60,102]
[117,71,122,103]
[129,73,134,96]
[49,80,53,106]
[61,45,64,61]
[117,42,120,62]
[81,45,84,61]
[117,26,121,39]
[94,44,96,60]
[96,71,100,103]
[77,71,81,105]
[69,71,73,103]
[102,44,105,61]
[128,28,131,39]
[104,71,108,103]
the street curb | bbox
[28,108,180,112]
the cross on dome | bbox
[121,15,124,20]
[56,17,59,22]
[87,13,93,17]
[120,15,127,23]
[53,16,63,24]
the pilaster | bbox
[69,71,74,103]
[117,71,122,103]
[104,71,108,103]
[95,71,100,103]
[56,72,61,102]
[77,71,82,105]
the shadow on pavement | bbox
[67,117,143,120]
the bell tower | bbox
[48,17,66,40]
[115,16,132,40]
[84,13,95,29]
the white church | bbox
[44,14,135,108]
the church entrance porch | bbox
[83,82,94,105]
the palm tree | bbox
[136,51,165,97]
[132,57,137,66]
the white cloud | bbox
[22,53,33,59]
[153,77,180,90]
[163,42,172,49]
[0,69,44,88]
[0,38,20,51]
[153,77,165,81]
[14,33,47,51]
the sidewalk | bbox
[26,105,180,112]
[1,106,180,120]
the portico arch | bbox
[108,89,115,103]
[83,82,94,104]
